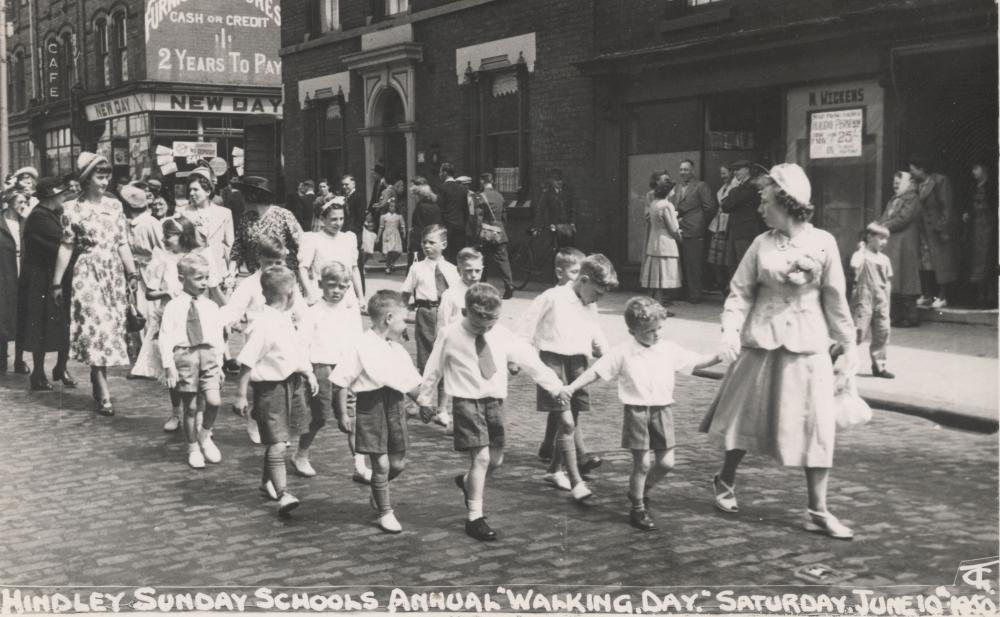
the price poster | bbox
[809,108,864,159]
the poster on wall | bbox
[145,0,282,86]
[809,108,864,159]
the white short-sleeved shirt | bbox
[298,230,358,276]
[219,270,306,330]
[330,329,422,394]
[303,296,363,365]
[437,281,473,332]
[592,338,702,406]
[523,283,608,356]
[158,294,226,370]
[401,257,461,303]
[236,305,311,382]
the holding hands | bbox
[719,329,741,363]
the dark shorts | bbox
[414,306,438,371]
[622,404,675,451]
[251,375,309,445]
[172,345,221,394]
[452,397,505,451]
[309,364,356,431]
[354,387,407,455]
[537,351,589,412]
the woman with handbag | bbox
[51,153,141,416]
[474,173,514,299]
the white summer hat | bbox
[768,163,811,206]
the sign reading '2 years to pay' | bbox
[145,0,282,87]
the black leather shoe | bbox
[502,287,514,300]
[53,369,77,387]
[629,509,656,531]
[465,517,497,541]
[29,374,53,391]
[579,456,603,475]
[97,398,115,417]
[872,365,896,379]
[455,473,469,507]
[13,360,31,375]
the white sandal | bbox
[712,475,739,513]
[804,509,854,540]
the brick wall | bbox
[282,0,614,254]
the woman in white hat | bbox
[699,163,858,539]
[51,152,141,416]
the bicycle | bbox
[509,225,561,290]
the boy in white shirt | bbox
[419,283,567,542]
[850,222,894,379]
[233,266,320,515]
[295,261,370,483]
[158,254,226,469]
[220,236,306,444]
[562,297,720,531]
[523,253,617,502]
[330,290,424,534]
[434,247,485,429]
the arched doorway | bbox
[372,87,408,185]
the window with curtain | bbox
[386,0,408,16]
[314,0,340,33]
[317,99,345,184]
[469,67,529,197]
[95,17,110,87]
[113,11,128,83]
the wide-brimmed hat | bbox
[120,185,149,209]
[14,166,38,180]
[37,177,70,199]
[231,176,274,198]
[767,163,811,207]
[455,175,472,184]
[77,152,111,182]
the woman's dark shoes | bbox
[465,517,497,541]
[629,508,656,531]
[871,365,896,379]
[29,374,53,391]
[96,398,115,417]
[502,287,515,300]
[53,369,77,387]
[13,360,31,375]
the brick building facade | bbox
[7,0,282,201]
[284,0,996,281]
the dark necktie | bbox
[434,264,449,299]
[186,298,204,346]
[475,334,497,379]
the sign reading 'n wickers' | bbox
[145,0,282,87]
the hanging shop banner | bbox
[144,0,282,87]
[809,108,864,159]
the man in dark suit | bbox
[670,159,717,303]
[342,174,368,291]
[436,162,468,262]
[721,160,765,280]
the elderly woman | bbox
[51,153,140,416]
[879,171,922,327]
[700,163,857,540]
[17,179,74,389]
[229,176,302,275]
[0,191,24,376]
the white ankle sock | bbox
[467,499,484,521]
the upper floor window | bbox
[60,32,75,93]
[315,0,340,33]
[386,0,408,16]
[112,11,128,83]
[95,17,110,87]
[687,0,724,5]
[11,50,27,111]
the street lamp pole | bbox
[0,1,9,180]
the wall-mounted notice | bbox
[145,0,282,86]
[809,108,863,159]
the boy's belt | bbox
[413,300,439,309]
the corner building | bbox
[7,0,282,201]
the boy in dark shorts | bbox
[233,266,319,515]
[159,253,226,469]
[419,283,566,541]
[330,290,423,533]
[562,297,720,530]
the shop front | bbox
[84,89,282,202]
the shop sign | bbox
[152,93,282,116]
[45,39,62,100]
[145,0,281,87]
[809,108,864,159]
[85,94,153,121]
[172,141,218,160]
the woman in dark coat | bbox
[0,192,22,374]
[879,171,923,326]
[17,178,74,390]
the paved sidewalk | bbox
[369,271,998,431]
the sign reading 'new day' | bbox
[145,0,282,87]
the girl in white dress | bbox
[379,201,405,273]
[297,201,364,305]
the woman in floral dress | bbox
[700,163,857,540]
[229,176,302,274]
[51,153,140,416]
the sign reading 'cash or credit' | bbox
[809,108,864,159]
[145,0,282,86]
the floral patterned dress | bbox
[61,196,130,367]
[231,206,301,273]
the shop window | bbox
[95,16,110,88]
[469,68,529,197]
[44,128,79,178]
[314,0,340,34]
[113,11,128,83]
[317,99,345,183]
